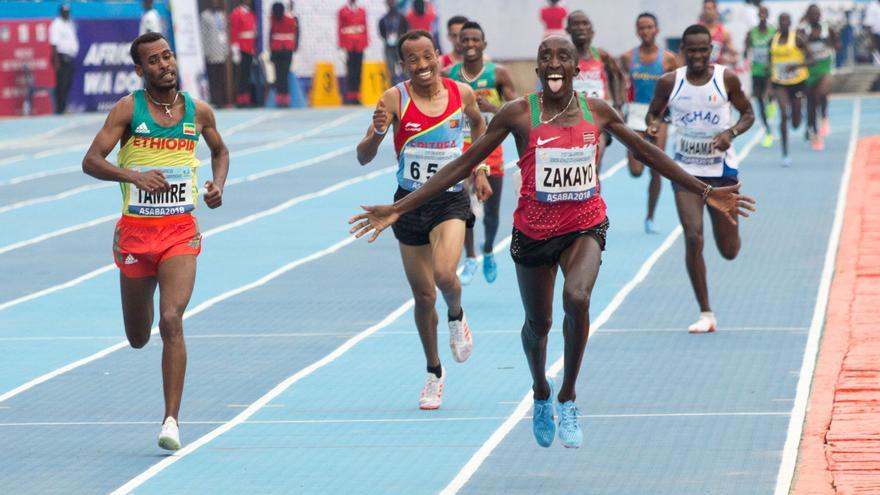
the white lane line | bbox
[0,164,394,312]
[0,235,359,405]
[108,235,514,495]
[0,145,371,256]
[0,326,812,342]
[0,411,791,428]
[441,128,765,495]
[773,98,862,495]
[0,118,101,152]
[0,183,112,215]
[230,111,364,159]
[0,166,81,186]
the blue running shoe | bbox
[532,378,556,448]
[483,252,497,283]
[644,218,659,234]
[557,400,583,448]
[460,258,478,285]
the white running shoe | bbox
[158,416,181,451]
[448,312,473,363]
[687,312,717,334]
[419,367,445,410]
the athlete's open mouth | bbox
[545,73,564,93]
[416,69,432,81]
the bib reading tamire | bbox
[116,90,200,218]
[535,145,597,202]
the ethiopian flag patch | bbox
[183,123,196,136]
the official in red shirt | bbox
[269,2,299,107]
[338,0,368,104]
[540,0,568,39]
[230,0,257,106]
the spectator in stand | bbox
[269,2,299,107]
[230,0,257,107]
[407,0,439,45]
[338,0,368,105]
[49,4,78,114]
[379,0,408,85]
[440,16,468,68]
[540,0,568,39]
[866,0,880,63]
[139,0,164,36]
[200,0,229,108]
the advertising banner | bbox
[169,0,206,99]
[0,19,54,116]
[67,18,140,113]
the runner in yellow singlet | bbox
[769,13,812,167]
[82,33,229,451]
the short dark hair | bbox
[682,24,711,43]
[130,32,168,65]
[459,21,484,40]
[637,12,658,27]
[447,15,468,30]
[397,29,437,60]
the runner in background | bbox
[620,12,678,234]
[800,4,838,151]
[699,0,736,66]
[540,0,568,39]
[745,5,776,148]
[769,12,812,167]
[440,16,469,69]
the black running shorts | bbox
[392,186,474,246]
[510,218,609,268]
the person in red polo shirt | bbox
[230,0,257,107]
[269,2,299,107]
[338,0,368,105]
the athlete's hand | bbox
[204,180,223,209]
[349,204,400,243]
[132,169,170,193]
[474,170,493,202]
[372,99,390,135]
[712,130,733,152]
[706,182,756,225]
[646,120,661,139]
[476,96,498,114]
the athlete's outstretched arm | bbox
[459,83,492,199]
[357,88,398,165]
[349,99,522,242]
[197,100,229,209]
[495,65,519,103]
[82,96,170,193]
[645,72,675,137]
[595,98,756,224]
[711,69,755,152]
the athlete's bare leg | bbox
[556,236,602,403]
[120,274,158,349]
[707,200,740,260]
[627,126,666,222]
[156,254,196,421]
[517,262,558,401]
[428,219,466,317]
[675,190,711,312]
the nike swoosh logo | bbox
[536,136,560,146]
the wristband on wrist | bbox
[475,163,491,176]
[728,127,739,138]
[701,184,714,202]
[373,125,388,136]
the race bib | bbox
[773,62,801,83]
[534,145,598,203]
[386,32,398,46]
[400,146,462,192]
[710,41,723,62]
[752,46,770,65]
[573,72,605,99]
[626,103,649,132]
[127,165,195,216]
[673,129,724,167]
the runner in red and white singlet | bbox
[355,30,490,412]
[351,35,755,450]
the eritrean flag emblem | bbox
[449,119,460,129]
[183,123,196,136]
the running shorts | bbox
[392,187,474,246]
[807,58,833,87]
[113,214,202,278]
[510,217,609,268]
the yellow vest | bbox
[116,90,201,218]
[770,31,808,85]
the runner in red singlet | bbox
[350,36,755,450]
